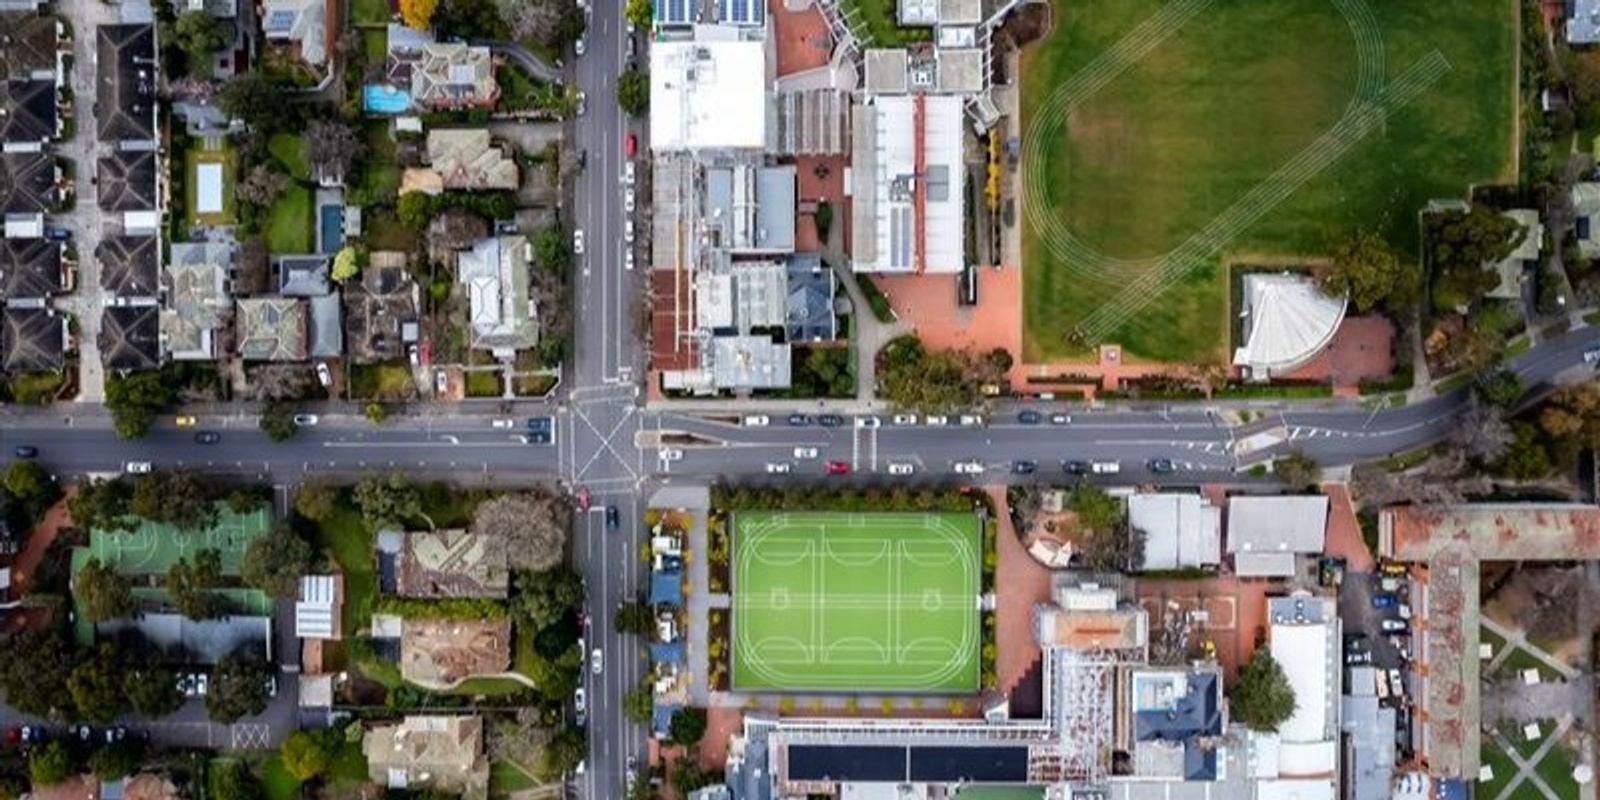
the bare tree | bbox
[473,488,572,571]
[1526,567,1600,642]
[304,120,364,185]
[245,364,316,401]
[1448,398,1514,465]
[236,164,289,207]
[498,0,566,43]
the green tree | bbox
[1316,230,1419,312]
[1426,205,1525,310]
[279,730,332,781]
[226,489,263,514]
[130,470,215,531]
[616,69,650,115]
[28,741,72,787]
[534,227,572,274]
[2,460,52,501]
[217,73,289,132]
[242,522,319,598]
[77,557,135,622]
[352,472,421,528]
[0,628,81,717]
[1539,381,1600,463]
[814,201,833,242]
[210,759,264,800]
[171,9,230,65]
[332,246,360,282]
[622,682,653,724]
[1067,484,1120,533]
[537,727,587,781]
[1273,449,1321,491]
[613,600,654,635]
[259,402,300,441]
[206,653,273,723]
[67,644,131,723]
[88,741,143,781]
[398,191,433,230]
[124,666,185,718]
[1228,648,1297,732]
[105,371,177,439]
[876,335,1006,413]
[1493,421,1554,480]
[1475,367,1524,408]
[667,706,707,748]
[294,482,339,521]
[624,0,652,29]
[511,567,584,631]
[168,549,230,620]
[69,477,135,532]
[366,402,390,424]
[670,759,715,797]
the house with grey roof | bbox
[344,252,419,363]
[99,304,161,371]
[1486,209,1541,301]
[785,253,836,342]
[1,77,58,151]
[403,129,518,193]
[97,151,159,212]
[0,236,62,299]
[1571,0,1600,43]
[457,235,537,355]
[391,42,498,111]
[1225,495,1330,577]
[95,25,157,144]
[162,242,234,361]
[0,12,62,80]
[261,0,329,67]
[1128,492,1222,572]
[235,297,308,361]
[1,305,64,371]
[0,151,58,213]
[1573,183,1600,259]
[703,164,796,254]
[97,236,160,298]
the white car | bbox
[124,461,152,474]
[1586,347,1600,364]
[887,462,914,475]
[624,249,635,271]
[743,415,769,426]
[574,687,587,713]
[765,462,791,474]
[660,448,684,461]
[573,228,585,255]
[793,446,819,459]
[575,90,587,116]
[855,416,880,428]
[953,461,985,474]
[959,415,984,427]
[1090,461,1120,474]
[293,414,319,426]
[624,219,635,244]
[315,362,332,388]
[624,161,636,185]
[491,419,516,429]
[624,187,635,213]
[435,370,449,394]
[575,37,586,56]
[892,414,917,425]
[591,648,603,674]
[924,415,949,426]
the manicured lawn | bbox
[466,369,502,397]
[1476,741,1517,800]
[362,28,389,64]
[347,361,414,400]
[1536,742,1581,799]
[351,0,390,25]
[839,0,930,47]
[1479,625,1506,657]
[264,184,314,254]
[490,761,539,796]
[309,503,375,646]
[267,133,309,181]
[357,121,400,204]
[1021,0,1516,363]
[185,143,238,226]
[1505,334,1532,358]
[259,757,303,800]
[1433,373,1474,395]
[515,373,559,396]
[1494,643,1566,684]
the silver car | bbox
[591,648,603,674]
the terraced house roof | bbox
[94,24,156,143]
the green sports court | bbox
[75,504,270,576]
[732,511,980,693]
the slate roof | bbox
[277,255,330,296]
[95,24,156,142]
[363,716,489,800]
[423,129,518,191]
[2,305,63,372]
[97,151,158,212]
[0,151,56,213]
[99,304,161,371]
[0,236,61,299]
[0,78,56,145]
[343,256,419,363]
[235,297,308,361]
[0,12,61,79]
[163,242,234,361]
[97,236,160,297]
[785,253,836,341]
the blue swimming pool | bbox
[319,205,345,254]
[363,84,410,114]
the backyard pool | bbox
[363,84,410,114]
[319,205,345,254]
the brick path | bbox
[990,487,1053,695]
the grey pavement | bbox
[472,41,564,83]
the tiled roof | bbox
[96,150,158,212]
[0,151,56,213]
[94,24,155,142]
[0,78,56,145]
[0,12,60,79]
[97,235,159,297]
[0,236,60,299]
[1,305,63,371]
[99,304,161,371]
[235,296,308,361]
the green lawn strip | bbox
[347,361,413,400]
[446,676,529,696]
[1492,643,1565,683]
[1433,372,1473,395]
[1478,624,1507,657]
[514,373,558,397]
[1585,309,1600,325]
[1475,741,1518,800]
[731,511,979,692]
[1020,0,1514,362]
[259,756,303,800]
[267,133,309,181]
[838,0,929,47]
[466,369,502,397]
[1535,741,1580,799]
[265,184,314,254]
[350,0,389,24]
[357,121,400,204]
[1377,447,1432,472]
[309,504,376,656]
[1504,334,1532,359]
[1502,719,1555,762]
[490,760,539,796]
[360,25,389,61]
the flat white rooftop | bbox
[650,35,768,152]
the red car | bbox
[624,132,637,157]
[576,488,591,512]
[825,461,850,475]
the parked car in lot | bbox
[1379,618,1409,633]
[576,488,591,512]
[125,461,152,474]
[825,461,850,475]
[1372,593,1397,608]
[953,461,985,474]
[1062,460,1088,475]
[887,462,914,475]
[1018,410,1042,425]
[793,447,818,459]
[892,414,917,425]
[787,414,811,426]
[765,462,791,474]
[818,414,844,427]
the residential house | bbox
[457,235,537,355]
[97,150,160,233]
[1573,183,1600,259]
[1486,209,1542,302]
[785,253,837,342]
[0,236,63,300]
[277,256,343,358]
[0,151,58,214]
[2,305,64,371]
[342,252,419,363]
[1,76,57,152]
[378,528,509,599]
[235,296,308,361]
[162,242,234,361]
[392,42,498,111]
[1126,492,1221,572]
[99,304,161,371]
[261,0,330,67]
[95,25,157,145]
[402,129,518,193]
[0,12,61,81]
[1225,495,1329,578]
[1570,0,1600,44]
[97,236,160,299]
[363,716,490,800]
[295,574,342,640]
[394,616,512,685]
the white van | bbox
[1091,461,1120,474]
[742,415,769,427]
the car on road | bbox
[892,414,917,425]
[625,187,635,213]
[825,460,850,475]
[575,37,586,55]
[624,218,635,244]
[856,416,880,428]
[887,462,914,475]
[1018,410,1042,425]
[606,506,619,529]
[43,226,70,242]
[125,461,152,474]
[577,488,592,512]
[1585,347,1600,364]
[743,415,769,427]
[953,460,985,474]
[574,687,586,714]
[12,445,38,459]
[787,414,811,426]
[659,448,684,461]
[793,446,818,459]
[572,228,585,255]
[575,90,587,116]
[959,415,984,427]
[818,414,844,427]
[175,415,198,427]
[924,415,949,426]
[293,414,319,426]
[527,417,554,432]
[1011,460,1037,474]
[1062,460,1088,475]
[193,431,221,445]
[1148,458,1175,474]
[1379,619,1408,633]
[624,161,636,185]
[1050,413,1072,425]
[492,419,516,429]
[1372,593,1397,608]
[624,132,638,157]
[765,462,791,474]
[316,362,333,388]
[591,648,603,674]
[624,249,635,270]
[1090,460,1120,474]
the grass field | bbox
[265,184,314,253]
[732,512,979,693]
[1021,0,1516,363]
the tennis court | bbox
[732,511,980,693]
[80,504,270,576]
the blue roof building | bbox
[650,570,683,606]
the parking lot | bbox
[1338,563,1415,762]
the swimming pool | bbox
[363,84,410,114]
[319,205,345,254]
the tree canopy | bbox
[0,628,82,717]
[169,10,230,67]
[474,490,570,571]
[105,371,178,439]
[67,644,133,723]
[1425,205,1525,310]
[2,460,53,502]
[218,74,290,133]
[207,653,273,723]
[77,557,135,623]
[667,707,708,747]
[624,0,652,29]
[400,0,440,29]
[1316,231,1418,312]
[167,549,230,620]
[129,470,216,531]
[876,335,1007,413]
[305,120,365,185]
[279,730,332,781]
[242,522,319,598]
[353,472,423,529]
[28,741,72,787]
[1273,449,1321,491]
[616,69,650,115]
[511,566,583,631]
[1228,648,1297,732]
